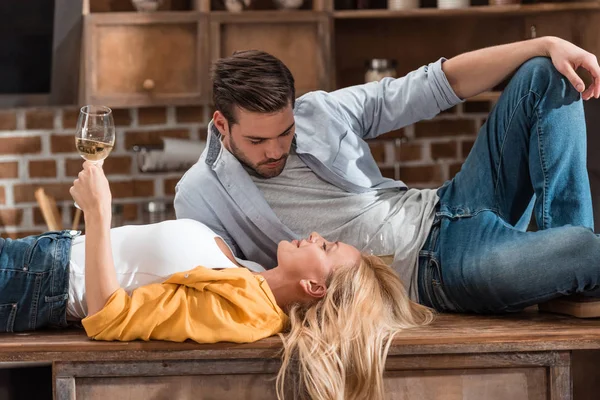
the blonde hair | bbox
[276,254,434,400]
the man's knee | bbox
[515,57,579,98]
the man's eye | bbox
[249,140,263,145]
[281,130,293,137]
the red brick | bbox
[0,187,5,204]
[379,167,396,180]
[396,143,422,162]
[62,108,80,129]
[0,111,17,130]
[399,165,442,184]
[0,136,41,155]
[138,107,167,125]
[34,206,64,226]
[368,142,386,164]
[65,156,132,177]
[64,108,132,128]
[1,230,44,240]
[415,119,477,138]
[449,162,464,178]
[29,160,57,178]
[122,203,139,221]
[176,106,205,123]
[14,183,72,203]
[462,140,476,157]
[25,109,55,130]
[110,180,154,199]
[125,128,190,150]
[0,162,19,179]
[377,128,405,140]
[431,142,458,160]
[164,177,180,196]
[464,101,492,114]
[51,134,77,153]
[0,209,24,226]
[112,108,132,127]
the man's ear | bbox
[299,279,326,299]
[213,110,229,137]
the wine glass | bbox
[73,105,115,209]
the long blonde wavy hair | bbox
[276,254,434,400]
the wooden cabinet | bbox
[77,2,600,108]
[210,11,332,95]
[82,12,208,107]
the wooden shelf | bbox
[210,10,326,22]
[333,2,600,19]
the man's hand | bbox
[69,161,112,219]
[545,37,600,101]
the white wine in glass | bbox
[73,105,115,209]
[75,105,115,163]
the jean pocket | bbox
[0,303,18,333]
[429,258,459,313]
[24,235,58,272]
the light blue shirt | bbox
[174,58,462,268]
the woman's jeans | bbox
[418,57,600,313]
[0,230,75,331]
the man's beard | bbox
[229,135,287,178]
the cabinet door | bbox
[210,12,332,95]
[83,13,208,107]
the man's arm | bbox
[69,161,119,316]
[443,36,600,100]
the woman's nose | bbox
[308,232,321,243]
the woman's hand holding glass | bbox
[73,105,115,210]
[69,161,112,227]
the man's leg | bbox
[428,211,600,313]
[443,56,593,230]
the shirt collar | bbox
[205,121,223,167]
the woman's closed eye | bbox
[322,243,327,251]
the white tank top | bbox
[67,219,265,320]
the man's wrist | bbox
[538,36,558,58]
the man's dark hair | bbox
[212,50,295,125]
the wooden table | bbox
[2,311,600,399]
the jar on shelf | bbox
[388,0,419,9]
[365,59,398,83]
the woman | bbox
[0,161,433,400]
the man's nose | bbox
[265,142,284,160]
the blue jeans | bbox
[0,230,75,332]
[418,57,598,313]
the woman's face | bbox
[276,232,361,283]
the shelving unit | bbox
[79,0,600,106]
[334,2,600,18]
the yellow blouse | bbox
[82,266,288,343]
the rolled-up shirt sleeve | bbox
[329,58,463,140]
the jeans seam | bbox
[493,90,537,222]
[534,105,549,230]
[29,273,43,330]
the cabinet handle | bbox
[142,79,155,91]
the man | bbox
[175,37,600,312]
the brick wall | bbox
[0,105,211,239]
[0,98,490,238]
